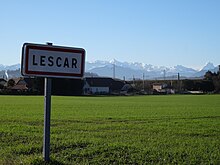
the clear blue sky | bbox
[0,0,219,69]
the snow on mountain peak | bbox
[0,60,216,79]
[0,63,20,71]
[201,62,215,71]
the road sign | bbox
[21,43,85,78]
[21,42,86,162]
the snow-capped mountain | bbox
[201,62,215,71]
[0,61,218,79]
[86,60,201,79]
[194,62,219,78]
[0,63,20,71]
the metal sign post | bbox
[43,42,52,162]
[43,77,52,162]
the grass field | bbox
[0,95,220,164]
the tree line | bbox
[132,69,220,94]
[1,68,220,95]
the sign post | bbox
[43,42,52,162]
[21,43,85,162]
[43,76,51,161]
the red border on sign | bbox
[23,44,85,78]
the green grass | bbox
[0,95,220,164]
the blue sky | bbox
[0,0,219,69]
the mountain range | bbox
[0,61,219,80]
[86,60,219,79]
[0,64,20,71]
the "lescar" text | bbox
[32,55,77,68]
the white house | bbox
[83,77,112,95]
[83,77,126,95]
[153,83,167,92]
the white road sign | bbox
[21,43,85,78]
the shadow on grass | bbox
[31,158,65,165]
